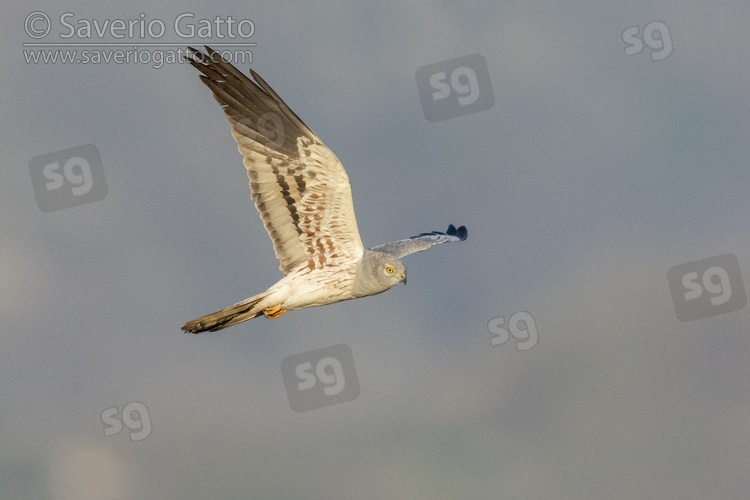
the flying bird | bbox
[182,46,467,333]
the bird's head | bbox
[352,250,407,298]
[382,257,407,286]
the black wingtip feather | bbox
[448,224,468,240]
[412,224,468,240]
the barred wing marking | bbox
[187,46,364,274]
[370,224,468,259]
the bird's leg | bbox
[263,304,286,319]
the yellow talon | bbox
[263,305,286,319]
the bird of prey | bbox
[182,46,467,333]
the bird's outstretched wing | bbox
[187,46,364,274]
[370,224,468,259]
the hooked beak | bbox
[400,272,407,285]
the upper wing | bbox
[370,224,468,259]
[187,46,364,275]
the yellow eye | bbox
[386,267,394,274]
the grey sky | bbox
[3,1,750,498]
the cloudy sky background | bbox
[3,1,750,498]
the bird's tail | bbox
[182,293,268,334]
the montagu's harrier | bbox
[182,46,467,333]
